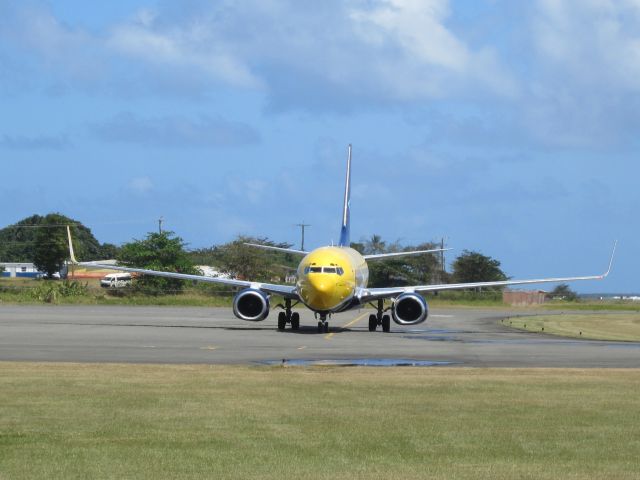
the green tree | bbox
[364,234,386,255]
[98,243,119,260]
[350,241,365,254]
[199,236,296,282]
[359,235,442,288]
[451,250,507,287]
[0,213,116,262]
[32,214,69,278]
[403,242,445,284]
[550,283,578,301]
[118,231,198,295]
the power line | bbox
[0,241,73,246]
[1,223,82,228]
[1,219,155,228]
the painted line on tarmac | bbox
[431,314,454,318]
[325,312,369,340]
[199,345,217,350]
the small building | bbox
[0,262,43,278]
[503,289,548,306]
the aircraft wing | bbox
[67,227,298,298]
[359,242,617,303]
[243,243,307,255]
[364,247,451,261]
[77,261,298,298]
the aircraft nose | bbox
[302,274,339,310]
[309,275,331,294]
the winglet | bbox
[338,144,352,247]
[66,225,78,264]
[601,240,617,278]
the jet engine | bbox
[232,288,270,321]
[391,292,429,325]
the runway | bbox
[0,305,638,367]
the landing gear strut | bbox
[276,298,300,331]
[368,299,391,333]
[316,313,330,333]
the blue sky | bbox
[0,0,638,293]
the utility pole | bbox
[158,216,164,234]
[295,221,311,251]
[432,236,448,288]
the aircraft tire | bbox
[291,312,300,330]
[324,323,329,333]
[368,314,377,331]
[382,314,391,332]
[317,322,323,333]
[277,312,287,330]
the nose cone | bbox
[299,274,352,311]
[309,275,331,294]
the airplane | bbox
[66,145,616,333]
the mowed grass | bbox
[1,364,639,479]
[507,313,640,341]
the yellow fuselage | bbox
[296,246,368,313]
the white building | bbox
[0,262,42,278]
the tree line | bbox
[0,213,511,295]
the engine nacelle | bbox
[391,292,429,325]
[232,288,270,321]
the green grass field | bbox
[0,278,234,307]
[506,313,640,341]
[3,278,640,312]
[1,364,639,479]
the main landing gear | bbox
[368,299,391,333]
[276,298,300,331]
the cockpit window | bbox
[304,265,345,275]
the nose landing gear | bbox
[316,312,330,333]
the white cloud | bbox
[106,11,262,89]
[1,1,518,105]
[93,112,260,148]
[6,0,640,150]
[227,177,269,205]
[523,0,640,147]
[534,0,640,91]
[2,6,105,82]
[128,177,153,194]
[0,134,70,150]
[350,0,469,71]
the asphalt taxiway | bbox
[0,305,638,367]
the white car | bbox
[100,273,132,289]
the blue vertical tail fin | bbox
[338,144,352,247]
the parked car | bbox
[100,273,132,289]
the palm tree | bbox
[365,234,386,255]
